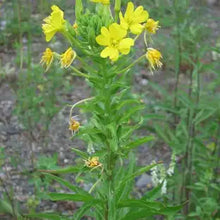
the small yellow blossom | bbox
[119,2,149,35]
[73,23,78,29]
[69,118,80,131]
[42,5,66,42]
[85,157,102,168]
[146,48,162,70]
[145,18,160,34]
[90,0,110,5]
[40,48,54,71]
[96,23,134,61]
[61,47,76,68]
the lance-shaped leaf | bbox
[118,199,163,210]
[118,162,160,187]
[124,136,155,151]
[75,0,83,19]
[71,147,89,159]
[42,173,89,195]
[39,165,83,174]
[27,213,63,220]
[49,193,99,203]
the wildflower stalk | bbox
[119,54,146,74]
[172,0,182,125]
[38,2,175,219]
[70,66,90,78]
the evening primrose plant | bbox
[31,1,182,219]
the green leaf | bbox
[74,201,95,220]
[158,205,183,216]
[48,193,96,202]
[27,213,62,220]
[124,136,155,150]
[193,109,216,125]
[120,205,183,220]
[142,184,162,201]
[121,209,156,220]
[144,113,166,121]
[119,105,144,123]
[42,173,89,195]
[154,125,170,144]
[116,99,140,111]
[118,163,160,188]
[71,147,88,159]
[118,199,163,210]
[39,165,83,174]
[0,200,13,215]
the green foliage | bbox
[13,64,68,138]
[141,0,220,219]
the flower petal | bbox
[133,8,149,23]
[118,38,134,55]
[124,2,134,20]
[119,12,129,30]
[100,47,112,58]
[109,23,127,41]
[130,24,144,35]
[101,47,119,61]
[109,48,119,61]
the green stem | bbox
[70,66,90,78]
[172,0,182,126]
[119,55,145,74]
[69,97,94,120]
[76,55,97,74]
[114,0,121,22]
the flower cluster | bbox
[95,1,162,70]
[41,5,76,71]
[40,2,162,72]
[84,157,102,168]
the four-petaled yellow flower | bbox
[42,5,66,42]
[145,18,160,34]
[85,157,102,168]
[90,0,110,5]
[96,23,134,61]
[69,118,80,132]
[119,2,149,35]
[40,48,54,71]
[146,48,162,70]
[61,47,76,68]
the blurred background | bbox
[0,0,219,219]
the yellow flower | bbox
[61,47,76,68]
[85,157,102,168]
[73,23,78,29]
[146,48,162,70]
[145,18,160,34]
[119,2,149,35]
[90,0,110,5]
[96,23,134,61]
[42,5,66,42]
[40,48,54,71]
[69,118,80,131]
